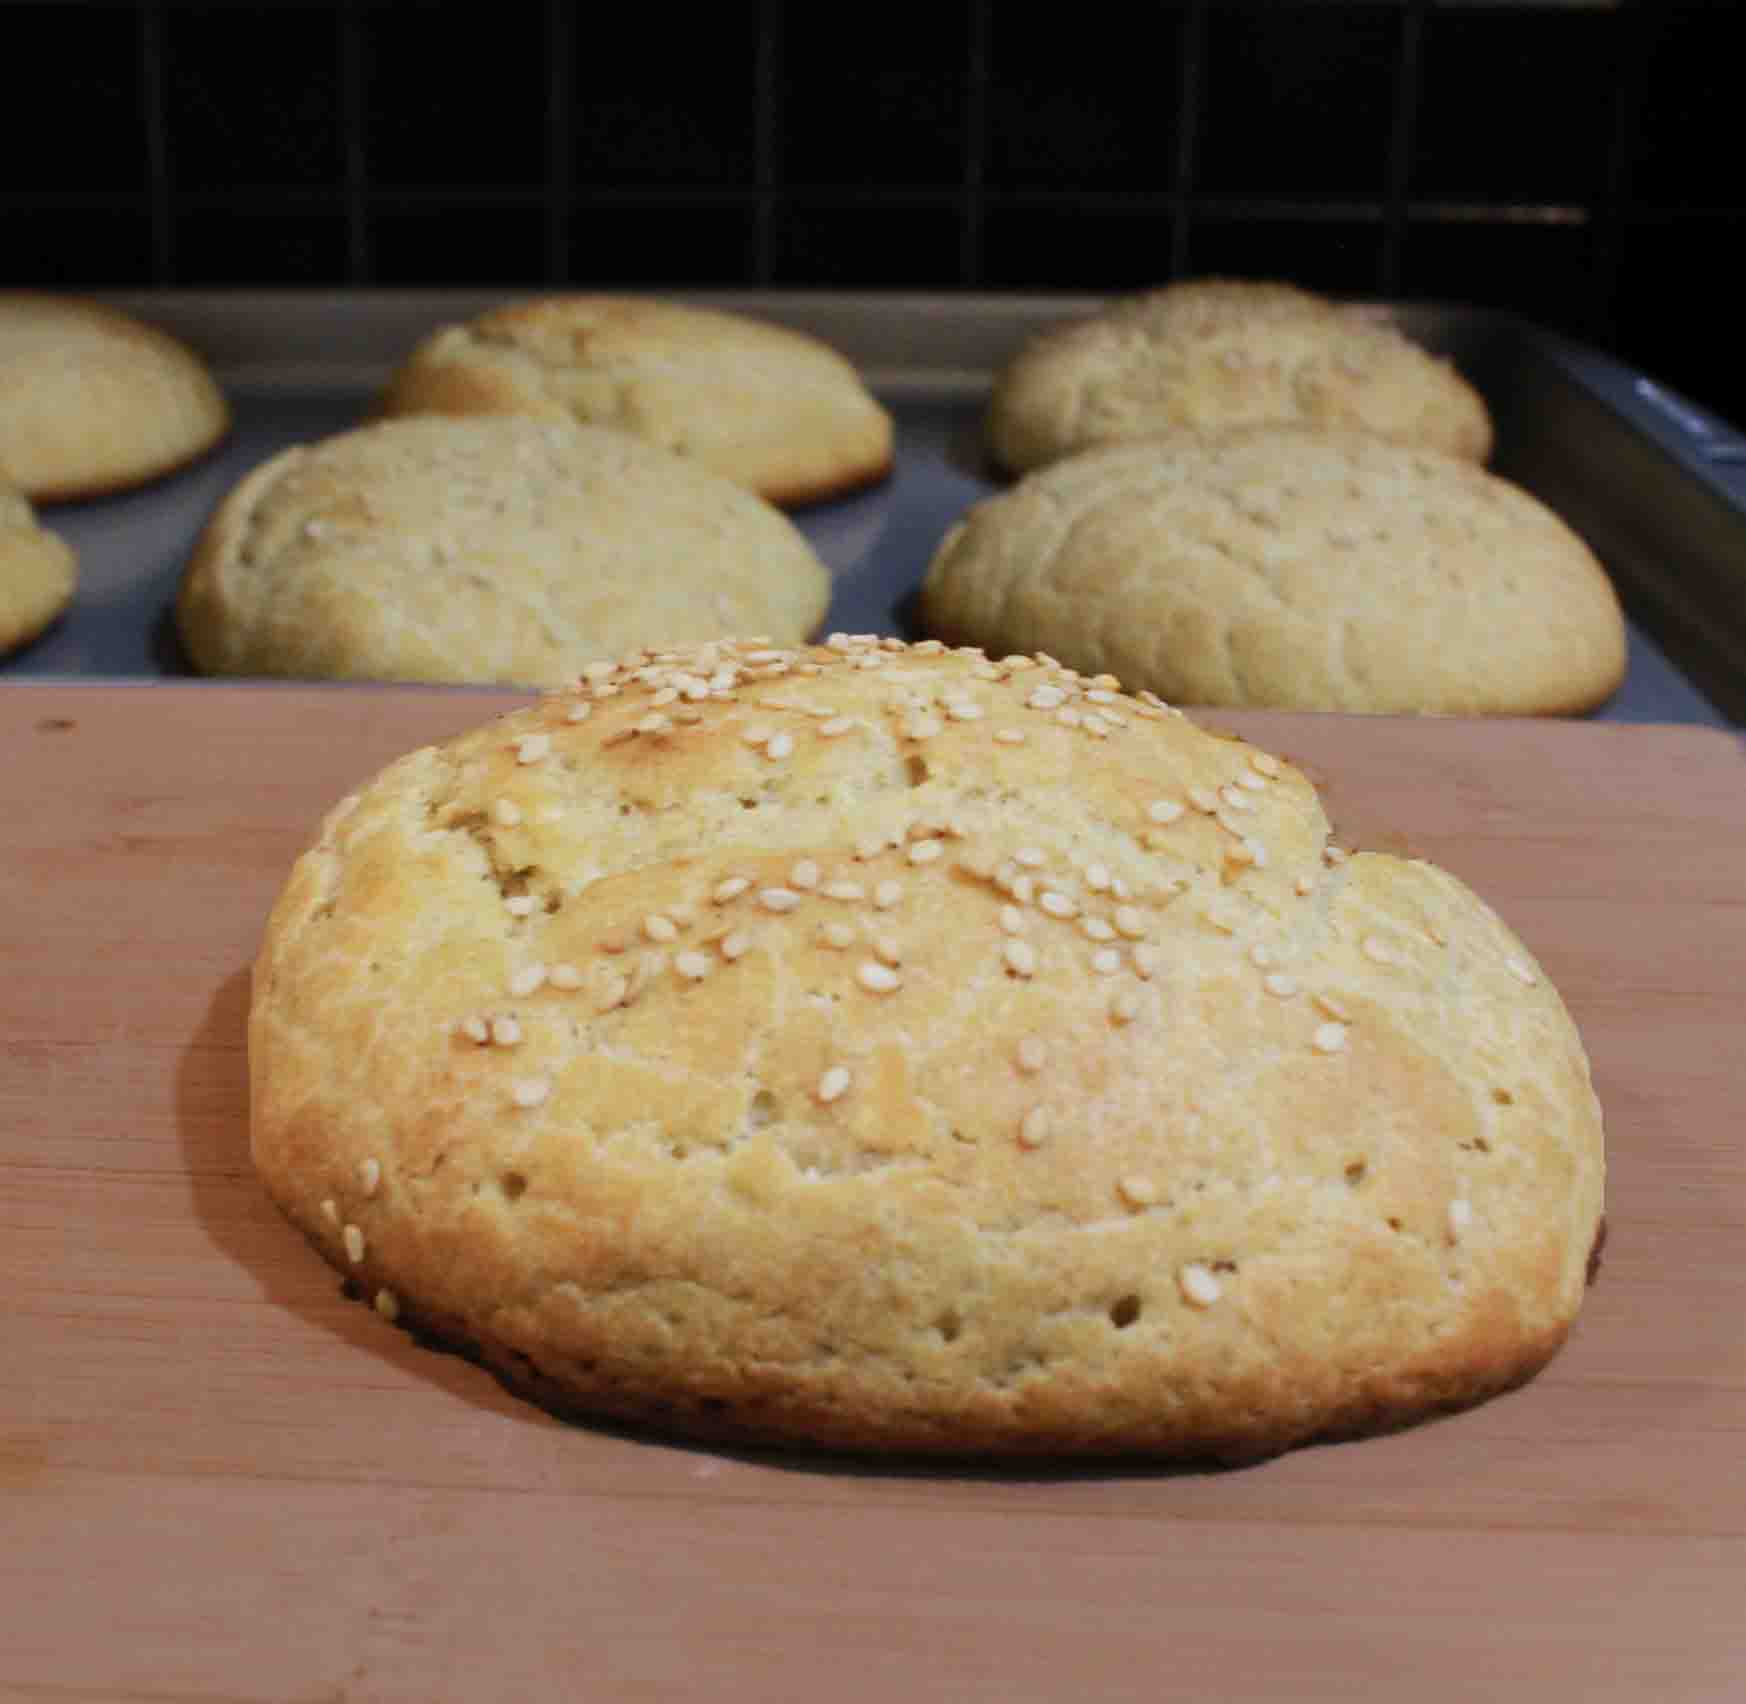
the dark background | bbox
[3,0,1740,427]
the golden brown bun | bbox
[377,295,895,507]
[0,293,229,501]
[251,637,1605,1460]
[922,428,1626,716]
[0,483,76,655]
[987,278,1493,475]
[177,415,831,686]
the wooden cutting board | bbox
[5,683,1745,1704]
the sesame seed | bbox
[1016,1037,1047,1074]
[873,880,903,910]
[856,961,902,994]
[1250,944,1275,969]
[490,1016,523,1047]
[789,860,821,891]
[1295,876,1316,897]
[1506,956,1538,987]
[1111,990,1142,1025]
[1187,787,1218,813]
[1448,1198,1474,1238]
[993,728,1027,746]
[822,880,866,903]
[1081,916,1116,942]
[945,700,984,722]
[1091,947,1122,974]
[549,963,582,990]
[1113,906,1147,940]
[743,723,773,746]
[1362,935,1396,965]
[1013,847,1046,869]
[907,840,944,866]
[1002,655,1034,669]
[904,715,943,741]
[1325,846,1348,867]
[596,973,630,1011]
[358,1158,381,1197]
[321,1198,339,1225]
[374,1289,400,1322]
[1131,943,1162,980]
[819,716,854,738]
[508,964,547,998]
[1018,1106,1050,1149]
[511,1076,551,1109]
[1264,973,1299,999]
[644,913,681,943]
[1244,839,1269,869]
[744,649,788,664]
[1084,863,1113,892]
[1219,786,1254,812]
[492,799,523,828]
[1117,1175,1159,1209]
[759,887,802,913]
[999,905,1028,935]
[581,661,616,682]
[1147,799,1184,825]
[343,1224,365,1264]
[1179,1263,1221,1307]
[1250,753,1282,778]
[713,876,752,904]
[819,921,855,949]
[1027,686,1067,710]
[461,1015,489,1044]
[1004,940,1038,978]
[674,949,712,981]
[854,836,885,862]
[563,701,592,723]
[1237,771,1266,792]
[1313,993,1351,1022]
[515,733,551,765]
[1039,890,1078,919]
[873,936,903,966]
[1313,1022,1349,1055]
[816,1065,852,1104]
[505,894,537,917]
[765,731,795,761]
[1054,708,1082,728]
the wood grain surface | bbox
[4,682,1744,1704]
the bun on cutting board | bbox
[176,415,830,686]
[376,295,895,508]
[0,292,229,502]
[921,427,1627,716]
[0,483,76,655]
[987,277,1492,476]
[250,635,1605,1459]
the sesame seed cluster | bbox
[253,633,1605,1458]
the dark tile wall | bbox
[3,0,1741,423]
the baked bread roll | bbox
[1,483,76,656]
[0,293,229,501]
[177,415,831,686]
[987,278,1492,475]
[377,295,895,508]
[922,428,1626,716]
[251,636,1605,1459]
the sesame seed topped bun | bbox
[250,636,1605,1459]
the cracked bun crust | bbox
[376,295,895,508]
[987,278,1492,476]
[921,428,1627,716]
[177,415,831,686]
[250,636,1605,1459]
[0,292,229,502]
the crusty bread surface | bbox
[0,292,229,501]
[987,277,1493,475]
[377,295,895,507]
[177,415,831,686]
[250,636,1605,1459]
[922,428,1627,716]
[0,484,77,654]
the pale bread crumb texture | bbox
[0,483,77,655]
[251,637,1605,1460]
[921,428,1627,716]
[177,414,831,686]
[0,292,229,502]
[988,277,1493,475]
[377,295,895,507]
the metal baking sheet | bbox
[8,290,1738,726]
